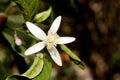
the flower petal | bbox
[48,16,61,33]
[26,22,46,40]
[25,42,45,55]
[58,37,76,44]
[47,46,62,66]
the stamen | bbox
[44,31,59,48]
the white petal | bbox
[25,42,45,55]
[26,22,46,40]
[47,46,62,66]
[48,16,61,33]
[58,37,76,44]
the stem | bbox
[60,44,84,69]
[60,44,81,61]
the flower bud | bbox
[0,13,7,28]
[14,32,23,46]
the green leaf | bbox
[22,53,44,79]
[6,14,25,29]
[14,0,40,21]
[6,75,31,80]
[6,53,44,80]
[6,75,14,80]
[2,28,35,56]
[33,53,52,80]
[34,7,52,23]
[60,44,85,69]
[5,53,52,80]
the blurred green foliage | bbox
[1,0,120,80]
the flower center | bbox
[44,31,59,48]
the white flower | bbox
[25,16,75,66]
